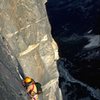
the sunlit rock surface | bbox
[0,0,62,100]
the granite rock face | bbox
[0,0,62,100]
[0,35,29,100]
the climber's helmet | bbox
[23,76,34,84]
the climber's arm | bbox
[26,85,32,93]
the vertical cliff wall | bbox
[0,35,29,100]
[0,0,62,100]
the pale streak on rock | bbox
[51,39,59,60]
[7,24,31,38]
[7,17,47,37]
[41,35,48,42]
[26,24,31,28]
[35,16,47,23]
[14,31,19,34]
[19,43,39,57]
[20,24,31,31]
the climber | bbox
[23,76,42,100]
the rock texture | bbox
[0,35,29,100]
[0,0,62,100]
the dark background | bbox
[45,0,100,99]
